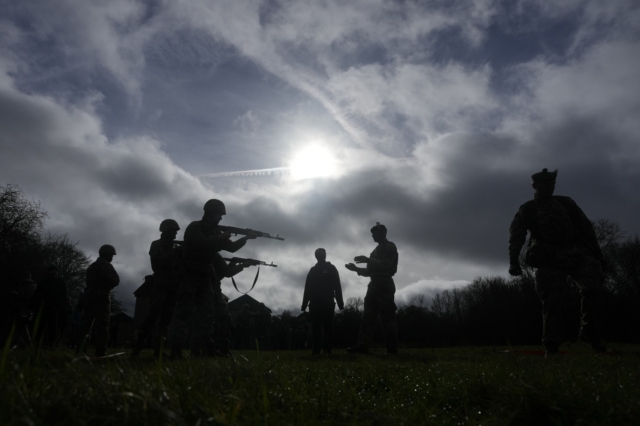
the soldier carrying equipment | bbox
[509,168,607,356]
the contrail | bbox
[199,167,290,178]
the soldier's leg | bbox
[92,296,111,357]
[190,279,215,356]
[170,273,200,357]
[357,289,380,349]
[322,308,334,354]
[378,291,398,352]
[76,304,97,354]
[535,266,567,352]
[310,308,322,354]
[132,289,167,356]
[569,256,606,351]
[212,284,232,355]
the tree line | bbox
[0,184,126,314]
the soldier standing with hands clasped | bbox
[509,168,607,356]
[76,245,120,357]
[345,223,399,355]
[301,248,344,355]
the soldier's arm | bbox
[332,265,344,310]
[508,208,528,267]
[367,243,398,275]
[567,199,604,260]
[102,263,120,289]
[301,269,312,310]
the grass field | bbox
[1,344,639,425]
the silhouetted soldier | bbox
[31,265,71,347]
[346,223,399,354]
[169,199,255,358]
[76,245,120,357]
[301,248,344,355]
[509,168,607,356]
[131,219,183,358]
[207,200,257,356]
[6,271,37,347]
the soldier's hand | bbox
[509,265,523,276]
[354,255,369,264]
[241,260,254,268]
[218,231,232,240]
[345,263,358,271]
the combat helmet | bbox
[531,168,558,183]
[159,219,180,232]
[203,199,226,214]
[98,244,117,256]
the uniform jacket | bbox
[149,238,182,288]
[85,257,120,294]
[302,261,344,310]
[509,195,603,266]
[358,241,399,280]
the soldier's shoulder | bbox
[553,195,576,204]
[149,239,161,251]
[386,241,398,250]
[518,199,536,210]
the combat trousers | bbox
[138,285,177,341]
[77,291,111,356]
[310,304,334,354]
[535,255,604,349]
[212,281,232,353]
[358,278,398,350]
[170,270,215,354]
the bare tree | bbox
[42,233,92,305]
[345,297,364,312]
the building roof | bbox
[133,275,154,298]
[228,294,270,312]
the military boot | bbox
[154,336,169,359]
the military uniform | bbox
[31,274,71,346]
[9,276,37,347]
[356,240,399,351]
[509,169,606,352]
[209,251,238,354]
[133,238,182,355]
[77,257,120,356]
[169,220,222,356]
[302,261,344,354]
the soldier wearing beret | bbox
[345,223,399,355]
[509,168,607,356]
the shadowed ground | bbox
[2,345,639,425]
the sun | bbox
[289,144,337,180]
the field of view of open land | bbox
[2,345,640,426]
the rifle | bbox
[216,225,284,241]
[223,257,278,267]
[223,257,277,294]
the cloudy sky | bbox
[1,0,639,313]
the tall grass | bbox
[1,345,639,425]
